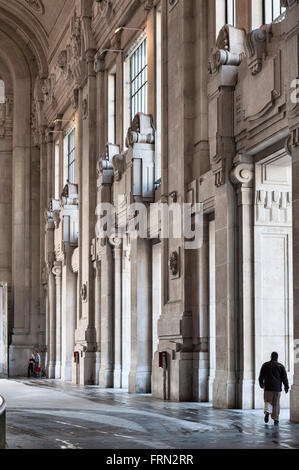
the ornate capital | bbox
[52,262,62,278]
[126,113,155,147]
[208,26,245,75]
[230,155,254,186]
[245,26,269,76]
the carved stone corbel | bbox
[126,113,155,147]
[245,26,269,76]
[208,25,245,75]
[112,153,125,181]
[230,155,254,187]
[53,211,61,229]
[169,249,180,280]
[52,262,62,278]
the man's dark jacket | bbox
[259,360,289,392]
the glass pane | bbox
[129,37,148,120]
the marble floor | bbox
[1,378,299,449]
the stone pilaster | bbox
[47,264,56,378]
[61,248,77,381]
[129,237,152,394]
[98,244,114,387]
[52,262,62,379]
[112,239,122,388]
[231,154,255,409]
[290,126,299,422]
[93,260,101,385]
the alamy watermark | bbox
[95,200,204,250]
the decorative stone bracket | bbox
[208,25,245,75]
[230,154,254,187]
[245,26,270,76]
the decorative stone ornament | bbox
[81,283,88,302]
[230,155,254,187]
[112,154,125,181]
[245,27,269,75]
[97,0,115,20]
[169,250,180,279]
[208,26,246,75]
[24,0,45,14]
[126,113,155,147]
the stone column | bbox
[122,242,131,388]
[94,261,101,385]
[231,155,255,409]
[61,249,77,381]
[129,237,152,394]
[47,264,56,378]
[195,219,210,402]
[112,240,122,388]
[99,244,114,387]
[291,127,299,422]
[213,181,236,409]
[46,128,53,204]
[52,262,62,379]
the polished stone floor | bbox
[1,378,299,449]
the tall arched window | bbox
[263,0,286,23]
[0,80,5,104]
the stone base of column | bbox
[113,367,122,388]
[94,352,101,386]
[77,352,95,385]
[8,345,35,377]
[291,385,299,422]
[213,373,236,409]
[236,379,255,409]
[55,362,61,379]
[99,368,114,388]
[152,350,193,401]
[121,368,130,389]
[47,362,56,379]
[128,369,151,394]
[196,353,209,402]
[61,362,72,382]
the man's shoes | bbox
[264,412,270,423]
[274,420,279,426]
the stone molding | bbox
[255,190,292,225]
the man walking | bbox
[259,352,289,425]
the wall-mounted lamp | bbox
[97,48,124,57]
[54,118,75,124]
[114,26,144,35]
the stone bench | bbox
[0,395,6,449]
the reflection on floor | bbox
[1,378,299,449]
